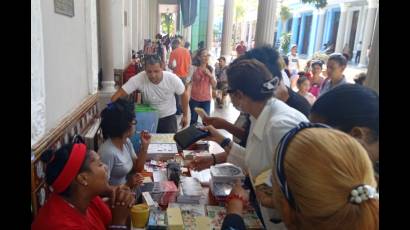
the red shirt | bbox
[191,67,213,102]
[168,47,191,77]
[32,194,111,230]
[123,63,138,84]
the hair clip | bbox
[350,185,379,204]
[261,77,280,93]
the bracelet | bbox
[220,138,232,149]
[211,153,217,165]
[226,193,248,206]
[108,225,127,229]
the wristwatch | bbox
[220,137,232,149]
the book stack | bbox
[147,133,178,160]
[147,181,179,207]
[195,216,212,230]
[168,203,207,230]
[147,209,167,230]
[167,207,184,230]
[177,177,203,204]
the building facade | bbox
[276,0,378,66]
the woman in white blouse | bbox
[191,58,308,229]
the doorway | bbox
[330,11,340,47]
[301,15,313,54]
[295,17,302,45]
[349,10,359,58]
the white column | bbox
[240,22,247,43]
[157,5,161,34]
[365,10,378,93]
[132,0,139,51]
[149,0,159,38]
[206,0,214,50]
[31,0,47,146]
[357,6,368,45]
[141,0,150,42]
[221,0,235,59]
[359,0,378,67]
[335,3,349,53]
[247,21,253,48]
[254,0,278,47]
[85,0,99,95]
[112,0,125,69]
[354,6,366,54]
[314,9,326,52]
[98,0,117,106]
[123,0,132,64]
[343,9,354,47]
[182,26,191,45]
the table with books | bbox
[131,133,264,230]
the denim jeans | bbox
[189,99,211,125]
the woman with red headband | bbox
[32,137,136,229]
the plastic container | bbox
[131,104,159,152]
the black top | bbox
[222,213,246,230]
[286,87,311,117]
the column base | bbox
[101,81,117,93]
[98,81,117,111]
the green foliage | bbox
[280,33,292,55]
[301,0,328,9]
[161,13,174,34]
[280,6,292,22]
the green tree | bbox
[280,32,292,55]
[280,6,292,33]
[233,0,246,44]
[302,0,327,9]
[232,0,258,45]
[161,12,174,34]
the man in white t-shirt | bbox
[288,45,300,77]
[111,55,188,133]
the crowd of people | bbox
[32,33,379,229]
[284,44,369,106]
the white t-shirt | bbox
[288,53,299,74]
[356,43,362,51]
[281,69,291,87]
[122,71,185,118]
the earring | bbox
[83,182,88,186]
